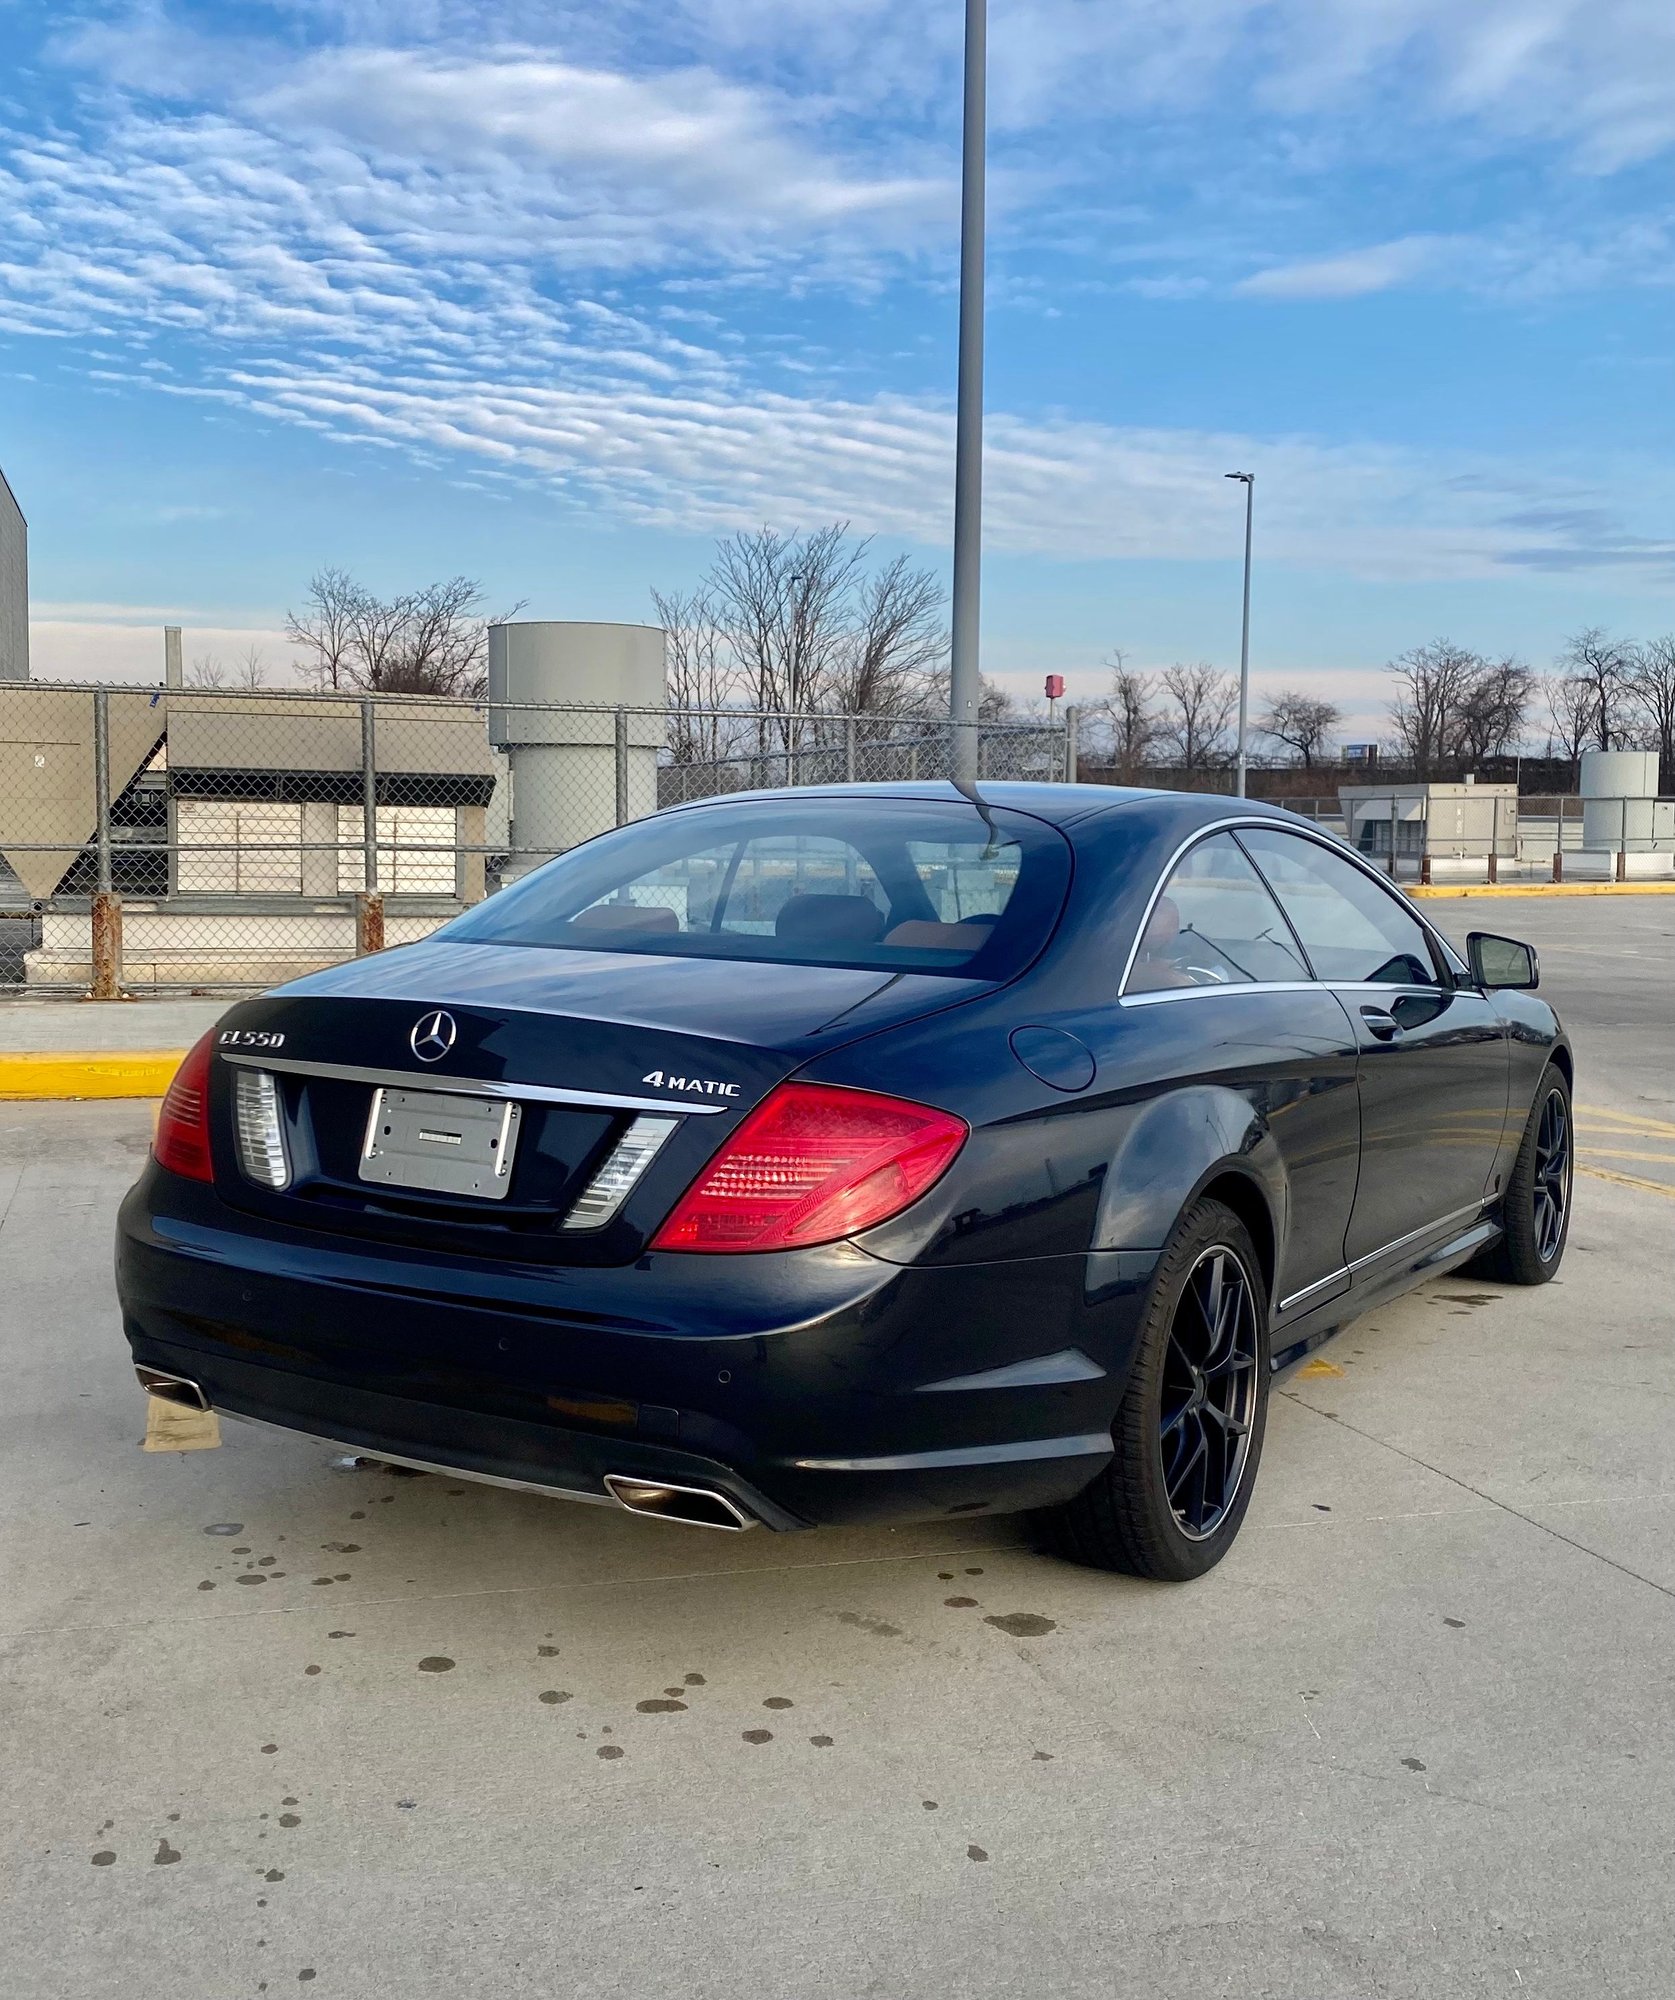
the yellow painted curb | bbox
[1410,881,1675,899]
[0,1050,187,1100]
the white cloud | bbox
[140,354,1675,585]
[252,48,950,239]
[1236,236,1449,299]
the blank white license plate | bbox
[359,1088,523,1201]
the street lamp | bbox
[1225,472,1255,799]
[949,0,987,783]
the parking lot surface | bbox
[2,896,1672,2000]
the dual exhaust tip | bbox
[132,1366,755,1531]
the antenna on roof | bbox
[948,774,1001,860]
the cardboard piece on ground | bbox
[143,1397,222,1453]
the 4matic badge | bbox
[642,1069,740,1099]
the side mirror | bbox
[1468,932,1539,991]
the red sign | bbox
[1044,675,1066,701]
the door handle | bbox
[1359,1006,1401,1042]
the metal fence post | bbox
[1063,705,1080,784]
[88,686,125,999]
[844,717,858,784]
[614,707,630,826]
[93,687,113,897]
[1486,796,1499,885]
[1617,797,1628,883]
[355,695,383,956]
[359,697,379,893]
[1388,793,1398,878]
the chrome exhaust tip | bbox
[604,1474,755,1532]
[136,1366,211,1413]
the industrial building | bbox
[0,463,27,682]
[0,622,669,988]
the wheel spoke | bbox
[1200,1402,1250,1439]
[1205,1342,1256,1381]
[1157,1241,1262,1543]
[1166,1419,1208,1513]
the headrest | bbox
[573,904,680,934]
[1142,895,1181,949]
[774,894,888,946]
[883,920,993,952]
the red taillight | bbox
[153,1032,217,1183]
[651,1082,968,1255]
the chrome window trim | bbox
[1117,815,1465,1000]
[218,1050,726,1117]
[1121,976,1466,1010]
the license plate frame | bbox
[358,1087,523,1202]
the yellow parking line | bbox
[1580,1147,1675,1167]
[1578,1165,1675,1201]
[1579,1105,1675,1139]
[0,1050,187,1100]
[1410,882,1675,899]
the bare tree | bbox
[1454,657,1532,764]
[1387,640,1479,778]
[1256,688,1341,768]
[231,644,269,692]
[287,572,519,698]
[1558,627,1633,752]
[1090,651,1159,780]
[1545,673,1597,777]
[287,567,361,691]
[185,653,226,688]
[1158,664,1237,771]
[708,525,868,731]
[653,586,743,767]
[1625,636,1675,784]
[375,578,519,698]
[831,555,948,720]
[670,525,948,758]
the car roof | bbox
[660,781,1316,835]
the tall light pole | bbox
[949,0,987,783]
[1225,471,1254,798]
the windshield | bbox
[444,796,1071,979]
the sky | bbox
[2,0,1674,736]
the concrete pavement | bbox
[1,900,1673,1999]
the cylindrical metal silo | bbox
[486,621,667,873]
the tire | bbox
[1046,1198,1270,1581]
[1469,1064,1573,1286]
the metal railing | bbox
[1338,790,1675,887]
[0,683,1071,994]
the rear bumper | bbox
[117,1169,1157,1531]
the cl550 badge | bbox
[642,1070,740,1099]
[219,1030,286,1049]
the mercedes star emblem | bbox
[410,1010,458,1063]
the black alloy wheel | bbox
[1046,1198,1271,1581]
[1471,1063,1574,1287]
[1531,1087,1571,1265]
[1160,1247,1261,1541]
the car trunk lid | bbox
[206,937,989,1264]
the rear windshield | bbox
[444,796,1072,979]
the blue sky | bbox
[3,0,1674,732]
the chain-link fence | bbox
[0,683,1070,994]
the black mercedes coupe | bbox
[117,784,1572,1580]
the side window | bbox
[1127,833,1311,993]
[1239,828,1440,987]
